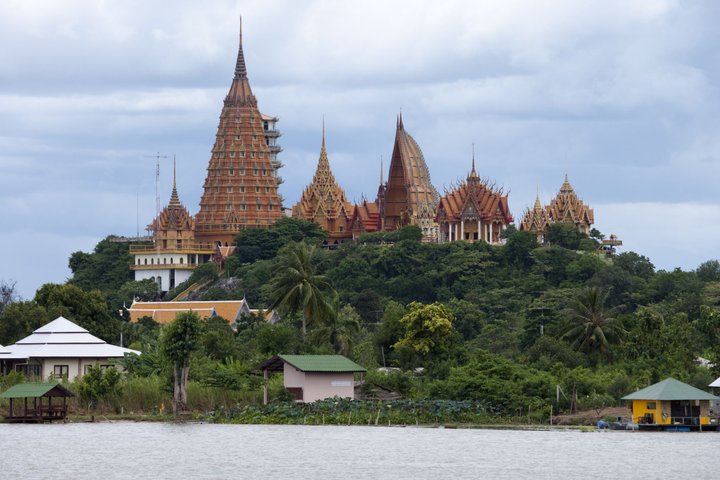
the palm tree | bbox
[268,242,335,339]
[310,300,361,356]
[562,287,624,356]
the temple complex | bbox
[435,157,513,244]
[291,128,354,245]
[519,175,595,240]
[130,162,214,292]
[194,22,283,246]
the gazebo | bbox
[1,383,74,423]
[622,377,719,431]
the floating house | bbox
[622,377,720,430]
[1,383,74,423]
[258,355,367,404]
[0,317,139,381]
[128,299,280,326]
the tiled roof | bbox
[436,169,512,224]
[0,383,74,399]
[258,354,366,373]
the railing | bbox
[268,145,283,153]
[129,243,216,254]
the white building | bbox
[0,317,140,381]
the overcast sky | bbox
[1,0,719,299]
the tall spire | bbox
[471,143,477,175]
[169,155,181,207]
[380,156,384,185]
[398,109,404,130]
[234,16,247,79]
[322,115,325,148]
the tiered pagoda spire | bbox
[435,155,512,244]
[194,20,283,245]
[519,192,551,241]
[149,159,194,244]
[292,127,354,243]
[546,175,594,234]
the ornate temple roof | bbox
[150,161,194,234]
[382,115,439,228]
[351,199,382,235]
[546,175,594,230]
[519,193,552,233]
[291,129,354,239]
[195,20,283,244]
[436,157,512,225]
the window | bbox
[53,365,69,379]
[227,186,233,193]
[251,152,255,158]
[179,257,184,264]
[235,135,241,140]
[646,402,657,410]
[262,169,267,176]
[256,204,262,211]
[229,152,235,158]
[226,203,232,211]
[151,258,154,265]
[240,186,245,193]
[144,258,147,265]
[255,186,260,193]
[240,168,245,175]
[170,258,174,264]
[229,168,234,176]
[265,187,270,193]
[240,204,246,211]
[15,364,41,378]
[253,169,258,176]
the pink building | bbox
[258,355,366,404]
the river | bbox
[0,423,716,479]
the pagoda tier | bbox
[194,22,283,246]
[291,130,354,244]
[519,194,552,242]
[379,115,439,239]
[435,158,513,244]
[546,175,594,234]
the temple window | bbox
[235,135,240,140]
[265,187,269,193]
[170,258,173,264]
[164,258,167,264]
[240,152,245,157]
[240,186,245,193]
[179,258,184,264]
[240,168,245,175]
[229,168,234,176]
[229,152,235,158]
[240,204,246,210]
[255,186,260,193]
[256,204,262,211]
[227,187,233,193]
[262,169,266,176]
[253,169,258,176]
[226,203,232,211]
[251,152,255,158]
[144,258,148,265]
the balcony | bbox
[263,129,281,138]
[129,243,216,254]
[269,145,283,154]
[271,159,284,169]
[130,263,197,271]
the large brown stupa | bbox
[194,21,283,246]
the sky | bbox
[1,0,719,299]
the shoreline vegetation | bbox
[2,221,720,427]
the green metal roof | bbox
[622,377,719,401]
[0,383,74,399]
[279,355,367,373]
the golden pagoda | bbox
[546,175,594,234]
[194,21,283,246]
[292,127,354,245]
[435,157,513,244]
[519,193,552,242]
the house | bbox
[258,354,367,404]
[622,377,720,430]
[0,317,139,381]
[127,299,280,326]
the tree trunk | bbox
[302,308,308,340]
[173,363,189,414]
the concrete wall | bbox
[40,358,120,381]
[134,268,192,291]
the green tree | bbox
[235,217,327,262]
[160,311,203,413]
[268,242,335,338]
[77,365,122,409]
[562,287,624,358]
[310,303,361,356]
[394,302,455,361]
[0,301,49,345]
[34,283,118,342]
[697,260,720,283]
[545,223,583,250]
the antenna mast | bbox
[144,152,168,231]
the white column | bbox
[477,220,481,242]
[454,222,459,242]
[490,223,494,244]
[460,220,465,241]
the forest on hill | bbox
[1,217,719,417]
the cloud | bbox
[0,0,719,297]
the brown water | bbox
[0,423,716,479]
